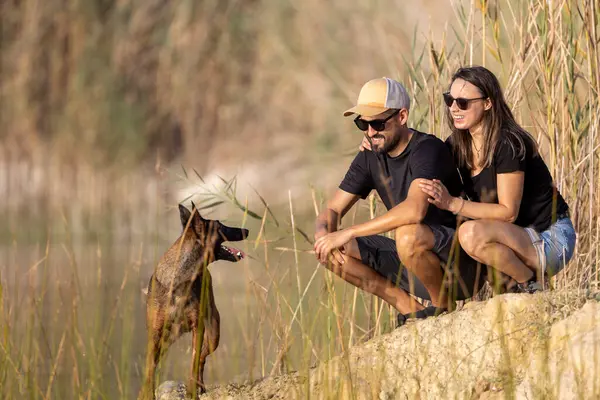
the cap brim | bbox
[343,105,389,117]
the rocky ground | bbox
[157,290,600,399]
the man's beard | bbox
[372,132,402,154]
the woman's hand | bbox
[314,229,354,265]
[418,179,461,212]
[359,136,372,152]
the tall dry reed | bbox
[1,0,599,399]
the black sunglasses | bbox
[354,109,400,132]
[443,92,487,110]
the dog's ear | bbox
[189,201,206,221]
[179,204,192,230]
[186,201,208,235]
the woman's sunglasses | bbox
[443,92,487,110]
[354,109,400,132]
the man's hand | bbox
[314,229,354,265]
[313,190,360,267]
[314,226,346,267]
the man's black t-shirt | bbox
[455,135,569,232]
[339,129,462,228]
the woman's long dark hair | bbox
[445,66,538,170]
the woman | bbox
[417,66,576,292]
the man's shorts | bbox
[356,224,484,301]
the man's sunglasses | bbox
[443,92,487,110]
[354,109,400,132]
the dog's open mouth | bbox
[217,245,246,262]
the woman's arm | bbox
[419,172,524,222]
[314,180,430,263]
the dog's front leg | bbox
[189,319,207,398]
[196,283,221,396]
[198,306,220,393]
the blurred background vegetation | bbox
[0,0,463,217]
[1,0,599,398]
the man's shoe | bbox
[396,306,448,328]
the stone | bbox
[516,301,600,399]
[156,381,188,400]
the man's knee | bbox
[458,221,490,256]
[342,239,361,260]
[395,224,433,261]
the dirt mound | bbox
[157,290,599,399]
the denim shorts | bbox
[356,224,484,301]
[524,216,577,276]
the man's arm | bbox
[315,189,361,240]
[346,180,429,238]
[314,181,430,263]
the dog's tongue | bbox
[224,245,245,259]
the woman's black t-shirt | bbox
[451,135,569,233]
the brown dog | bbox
[138,203,248,399]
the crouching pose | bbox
[418,66,576,292]
[314,77,484,326]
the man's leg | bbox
[322,239,425,315]
[395,224,448,309]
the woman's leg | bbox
[458,220,538,283]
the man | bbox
[313,77,483,326]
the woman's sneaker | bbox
[513,277,544,294]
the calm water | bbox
[1,204,385,399]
